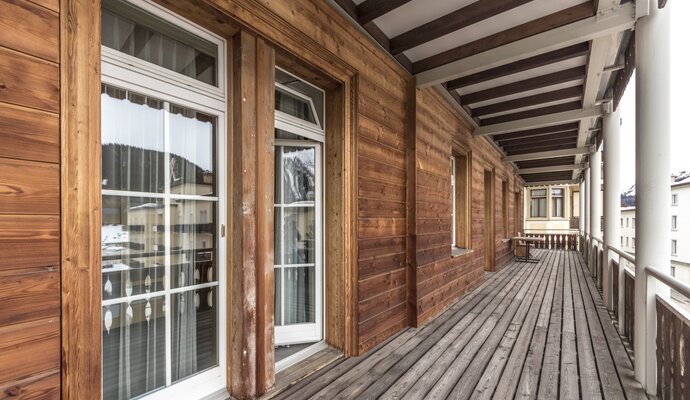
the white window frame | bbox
[100,1,228,399]
[451,157,456,248]
[273,69,326,372]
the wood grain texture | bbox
[0,317,60,388]
[0,0,59,63]
[0,103,59,163]
[0,157,59,214]
[0,47,59,112]
[60,0,101,398]
[0,266,60,326]
[0,214,59,270]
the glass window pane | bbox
[275,87,317,124]
[275,268,282,327]
[171,287,218,382]
[283,147,315,204]
[169,107,216,196]
[276,69,324,126]
[102,297,166,400]
[284,207,315,265]
[102,196,165,300]
[170,200,216,289]
[102,87,166,193]
[283,266,315,324]
[101,0,217,86]
[274,207,282,263]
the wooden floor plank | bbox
[535,250,566,400]
[362,261,533,399]
[574,251,648,399]
[572,251,626,399]
[559,250,580,400]
[570,251,604,399]
[309,258,522,399]
[261,251,644,400]
[491,250,561,400]
[408,258,545,400]
[451,251,556,399]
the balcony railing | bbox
[523,229,580,251]
[586,236,690,400]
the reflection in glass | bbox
[169,107,216,196]
[101,86,165,193]
[284,207,315,265]
[171,288,217,382]
[170,199,216,288]
[275,69,324,126]
[283,267,315,324]
[102,297,165,400]
[101,0,217,86]
[282,147,315,204]
[102,196,165,300]
[275,268,282,326]
[275,87,317,124]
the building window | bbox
[530,189,547,218]
[452,153,471,248]
[551,188,564,217]
[672,193,678,206]
[632,218,635,229]
[672,239,678,256]
[672,215,677,231]
[632,237,635,248]
[620,218,623,227]
[100,1,227,399]
[672,266,676,277]
[626,237,629,247]
[621,236,624,246]
[626,218,629,227]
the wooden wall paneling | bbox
[0,103,59,163]
[0,214,59,269]
[60,0,102,398]
[0,266,59,326]
[0,0,59,63]
[230,31,258,399]
[0,47,59,112]
[0,158,59,215]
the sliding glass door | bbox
[100,1,226,399]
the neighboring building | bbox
[523,184,580,233]
[618,175,690,282]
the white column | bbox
[634,2,671,394]
[603,107,621,310]
[590,147,602,278]
[585,165,591,260]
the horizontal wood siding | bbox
[0,0,61,397]
[415,89,522,326]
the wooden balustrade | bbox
[524,233,579,250]
[624,270,635,344]
[656,298,690,399]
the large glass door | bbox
[274,140,323,346]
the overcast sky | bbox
[618,2,689,190]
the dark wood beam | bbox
[507,143,578,155]
[472,86,583,117]
[522,171,575,181]
[390,0,535,55]
[462,66,586,105]
[516,156,576,168]
[497,131,578,146]
[481,101,582,126]
[502,137,578,152]
[492,122,579,141]
[445,43,590,90]
[413,1,595,74]
[357,0,412,25]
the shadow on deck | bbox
[271,249,647,399]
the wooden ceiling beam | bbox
[492,122,579,141]
[415,1,635,88]
[390,0,535,55]
[357,0,412,25]
[475,106,602,136]
[519,163,586,175]
[481,101,582,126]
[445,43,590,90]
[461,66,586,105]
[472,86,583,118]
[505,146,593,162]
[498,131,578,146]
[516,156,576,168]
[524,179,579,186]
[503,139,578,153]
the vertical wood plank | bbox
[255,37,276,394]
[60,0,102,398]
[405,78,417,327]
[230,30,258,399]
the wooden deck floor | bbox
[271,250,647,400]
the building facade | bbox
[523,184,580,233]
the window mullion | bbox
[163,102,173,387]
